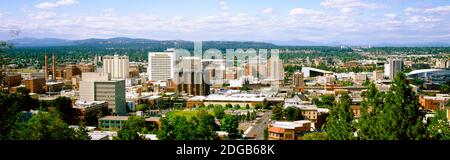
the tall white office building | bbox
[148,50,175,81]
[388,59,404,80]
[103,55,129,79]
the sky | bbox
[0,0,450,44]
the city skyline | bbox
[0,0,450,45]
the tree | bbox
[213,105,225,119]
[193,111,218,140]
[303,132,328,140]
[158,113,218,140]
[271,106,283,121]
[245,104,250,109]
[0,93,38,140]
[233,104,241,110]
[75,121,91,140]
[263,101,271,110]
[357,82,383,140]
[264,127,268,140]
[376,73,425,140]
[427,110,450,140]
[221,115,240,138]
[440,80,450,94]
[240,79,251,91]
[246,111,251,121]
[255,103,262,110]
[50,96,74,123]
[226,103,233,109]
[284,107,301,121]
[16,87,30,96]
[117,116,146,140]
[16,112,77,140]
[325,94,355,140]
[207,104,215,109]
[136,104,149,111]
[313,95,335,108]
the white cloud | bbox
[219,0,229,11]
[404,8,422,15]
[56,0,78,6]
[406,16,440,23]
[35,0,78,9]
[340,8,353,14]
[424,5,450,14]
[35,2,59,9]
[262,8,273,14]
[103,8,115,17]
[385,13,397,19]
[28,12,58,19]
[289,8,323,16]
[321,0,383,10]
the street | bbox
[244,110,272,140]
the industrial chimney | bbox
[44,53,48,80]
[52,54,56,81]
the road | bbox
[244,110,272,140]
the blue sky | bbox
[0,0,450,44]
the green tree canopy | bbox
[271,106,283,121]
[213,105,225,119]
[325,94,355,140]
[284,107,302,121]
[117,116,146,140]
[16,112,77,140]
[136,104,149,111]
[221,115,240,138]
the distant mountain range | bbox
[7,37,450,47]
[7,37,276,48]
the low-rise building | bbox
[88,131,117,140]
[268,120,312,140]
[204,94,265,108]
[98,116,160,131]
[186,96,206,108]
[73,100,109,126]
[419,94,450,111]
[3,73,22,87]
[22,77,46,94]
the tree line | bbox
[323,73,450,140]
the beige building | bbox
[80,72,126,116]
[268,120,311,140]
[103,55,129,79]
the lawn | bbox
[166,110,214,120]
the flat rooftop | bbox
[271,120,311,130]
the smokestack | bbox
[52,53,56,80]
[44,53,48,80]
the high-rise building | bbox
[388,59,404,80]
[174,57,210,96]
[268,57,285,81]
[148,50,175,81]
[102,55,129,79]
[293,72,304,92]
[80,72,126,116]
